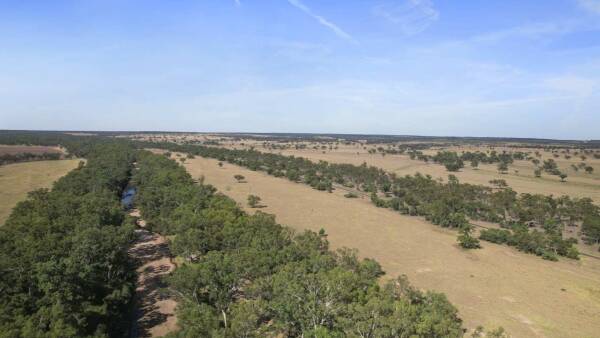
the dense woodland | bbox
[0,141,137,337]
[142,141,599,259]
[132,151,469,337]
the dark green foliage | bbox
[457,224,481,249]
[479,228,512,244]
[479,224,579,261]
[135,152,465,337]
[582,214,600,245]
[0,142,137,337]
[417,150,525,171]
[434,151,464,172]
[542,159,563,175]
[0,151,62,165]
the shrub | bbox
[457,224,481,249]
[247,194,261,208]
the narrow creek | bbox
[124,186,178,337]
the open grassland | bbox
[182,155,600,338]
[220,141,600,202]
[0,159,80,224]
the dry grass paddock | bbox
[0,159,80,224]
[182,155,600,338]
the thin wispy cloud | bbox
[472,21,581,43]
[373,0,439,36]
[287,0,358,44]
[234,0,241,7]
[544,75,598,96]
[577,0,600,14]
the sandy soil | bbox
[128,209,178,337]
[0,159,80,224]
[183,155,600,338]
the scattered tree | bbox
[457,223,481,249]
[247,194,261,208]
[497,162,508,174]
[489,179,508,189]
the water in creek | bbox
[121,187,136,209]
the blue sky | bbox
[1,0,600,139]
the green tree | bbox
[582,215,600,245]
[497,162,508,174]
[457,224,481,249]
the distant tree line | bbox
[131,150,473,337]
[406,150,529,172]
[0,152,62,165]
[0,141,137,336]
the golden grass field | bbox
[0,159,80,224]
[181,155,600,338]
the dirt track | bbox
[128,210,178,337]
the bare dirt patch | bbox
[183,155,600,338]
[129,210,178,337]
